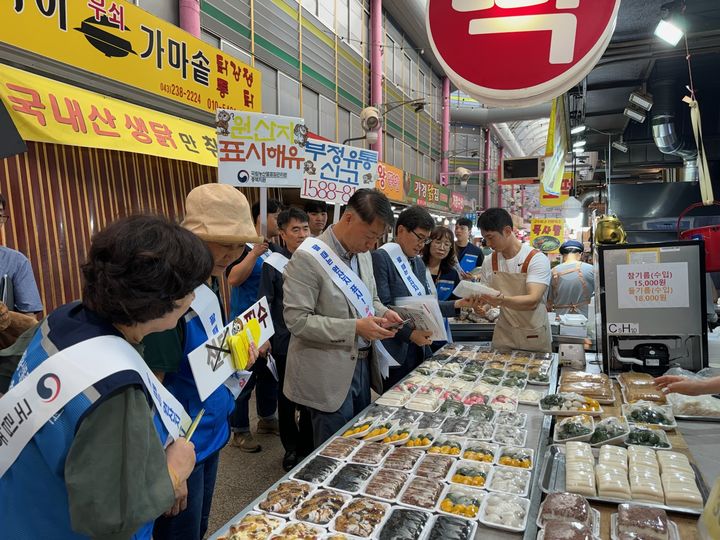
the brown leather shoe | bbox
[231,432,262,453]
[257,418,280,435]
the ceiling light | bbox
[573,140,587,148]
[571,125,586,135]
[612,139,629,153]
[655,19,684,46]
[624,106,646,123]
[629,91,653,111]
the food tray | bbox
[518,388,548,405]
[539,403,604,417]
[625,425,673,450]
[589,416,630,447]
[478,492,531,533]
[360,421,396,442]
[538,444,708,515]
[462,440,500,464]
[622,403,677,431]
[493,425,528,447]
[269,520,325,539]
[535,509,601,540]
[375,506,432,540]
[341,417,378,438]
[497,446,535,470]
[347,441,391,466]
[487,466,531,497]
[536,504,601,537]
[397,475,446,511]
[553,415,595,444]
[324,463,375,495]
[361,468,410,503]
[328,497,391,539]
[380,424,413,445]
[437,484,487,520]
[255,480,317,518]
[495,411,527,428]
[424,514,478,540]
[610,512,680,540]
[673,414,720,422]
[217,511,287,540]
[404,428,439,450]
[292,489,350,527]
[448,459,493,489]
[427,435,465,458]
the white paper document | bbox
[391,295,448,342]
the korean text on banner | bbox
[404,175,451,212]
[376,162,404,202]
[617,263,690,310]
[0,64,217,166]
[0,0,261,115]
[188,297,275,402]
[301,139,379,204]
[216,110,306,187]
[529,218,564,254]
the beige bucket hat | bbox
[182,183,263,244]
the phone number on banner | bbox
[301,179,359,204]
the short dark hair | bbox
[82,215,213,326]
[456,217,473,229]
[304,200,328,213]
[346,188,394,227]
[251,199,283,222]
[278,207,309,230]
[478,208,513,233]
[423,226,458,275]
[396,205,434,234]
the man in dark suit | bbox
[372,206,482,390]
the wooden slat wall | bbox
[0,141,277,315]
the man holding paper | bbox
[283,189,403,447]
[476,208,552,353]
[373,206,485,389]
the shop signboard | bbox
[540,171,572,207]
[0,0,261,116]
[450,191,466,214]
[301,139,379,204]
[0,63,217,166]
[216,110,306,187]
[405,175,451,211]
[376,162,404,202]
[426,0,621,107]
[617,262,690,310]
[529,218,564,253]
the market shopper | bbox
[226,199,283,452]
[258,207,314,471]
[0,215,205,540]
[283,189,404,447]
[476,208,552,352]
[547,240,595,318]
[150,184,260,540]
[455,216,484,273]
[304,199,329,237]
[423,226,462,302]
[373,206,484,390]
[655,375,720,395]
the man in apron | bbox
[476,208,552,353]
[547,240,595,318]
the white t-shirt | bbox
[478,243,551,287]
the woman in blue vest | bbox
[423,226,462,302]
[0,215,208,540]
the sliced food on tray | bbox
[270,521,324,539]
[294,489,348,525]
[382,447,424,472]
[497,446,533,469]
[537,491,593,527]
[440,416,471,435]
[463,441,498,463]
[540,521,595,540]
[488,466,530,495]
[332,497,388,537]
[467,403,495,422]
[425,515,476,540]
[438,398,466,417]
[493,425,527,447]
[416,454,455,479]
[490,394,519,412]
[480,492,529,532]
[428,436,463,456]
[623,384,667,404]
[319,437,361,460]
[326,463,374,493]
[399,476,445,509]
[540,393,602,414]
[220,513,285,540]
[376,508,430,540]
[342,417,377,438]
[258,481,313,515]
[382,425,412,445]
[616,503,670,540]
[362,421,393,440]
[450,461,492,488]
[363,468,408,501]
[466,420,495,440]
[350,441,391,465]
[439,485,485,519]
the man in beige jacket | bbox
[283,189,403,447]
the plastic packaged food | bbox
[498,447,533,469]
[666,392,720,417]
[616,503,669,540]
[391,409,423,425]
[507,362,528,372]
[428,436,463,456]
[364,404,397,421]
[362,421,393,440]
[327,463,374,493]
[496,411,527,428]
[363,468,409,501]
[258,481,314,515]
[560,372,609,384]
[376,507,430,540]
[383,446,423,471]
[417,413,445,429]
[480,492,530,532]
[565,442,596,497]
[559,381,614,402]
[539,521,595,540]
[271,521,324,539]
[438,399,466,417]
[482,375,502,386]
[590,416,629,446]
[435,368,456,379]
[505,370,529,379]
[439,389,465,402]
[449,460,492,488]
[332,498,388,538]
[462,391,489,406]
[405,392,441,412]
[623,401,676,428]
[528,368,551,384]
[319,437,361,460]
[626,426,671,449]
[425,515,476,540]
[404,430,436,449]
[617,371,655,387]
[416,454,454,479]
[512,350,536,360]
[490,394,518,412]
[439,485,485,519]
[342,417,377,438]
[292,456,341,484]
[219,512,285,540]
[624,385,667,404]
[399,476,445,509]
[493,425,527,447]
[596,463,631,500]
[555,414,595,442]
[538,492,593,527]
[540,393,602,414]
[501,377,527,389]
[518,388,546,405]
[382,425,412,445]
[350,441,391,465]
[467,404,495,421]
[466,420,495,441]
[440,416,471,435]
[462,441,498,463]
[294,489,348,526]
[488,466,531,496]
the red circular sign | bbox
[427,0,620,106]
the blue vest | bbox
[229,252,264,319]
[161,310,234,463]
[0,303,156,540]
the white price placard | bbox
[617,262,689,309]
[217,110,306,187]
[301,138,378,204]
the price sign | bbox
[617,263,690,309]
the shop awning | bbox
[0,64,217,167]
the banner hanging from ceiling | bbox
[426,0,621,107]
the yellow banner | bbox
[0,0,260,116]
[0,64,218,166]
[541,97,567,196]
[540,172,572,207]
[529,218,565,254]
[376,162,404,202]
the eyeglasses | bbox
[411,230,431,245]
[431,239,452,249]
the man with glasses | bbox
[372,206,485,390]
[282,189,404,447]
[0,193,42,316]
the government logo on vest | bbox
[37,373,61,403]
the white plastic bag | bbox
[453,280,501,299]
